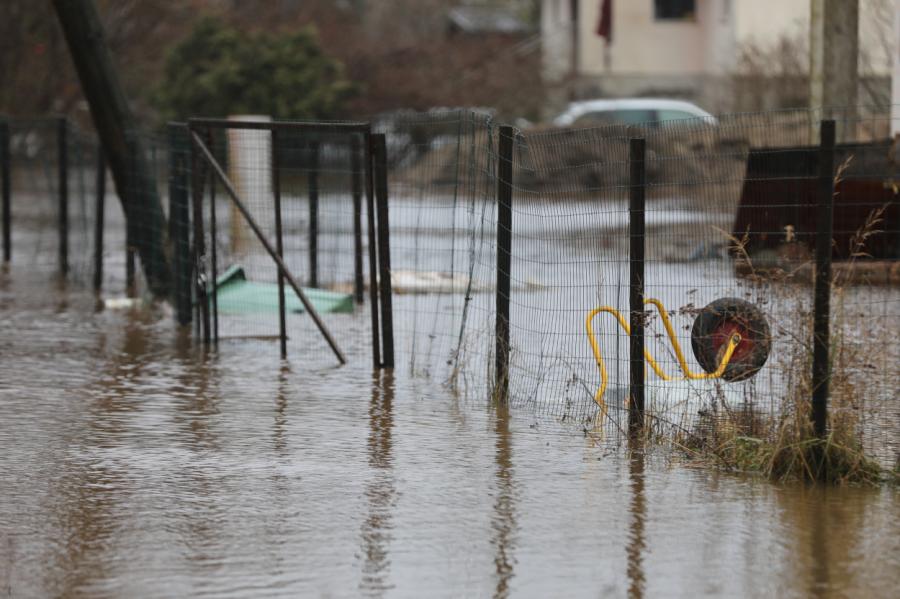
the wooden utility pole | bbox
[809,0,859,141]
[52,0,171,297]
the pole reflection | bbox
[491,402,518,599]
[170,344,222,573]
[809,490,831,597]
[626,439,646,599]
[776,485,870,598]
[272,363,291,454]
[359,370,396,596]
[49,312,154,596]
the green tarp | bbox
[212,265,353,315]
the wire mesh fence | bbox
[2,107,898,468]
[376,107,898,467]
[186,119,376,365]
[2,118,103,285]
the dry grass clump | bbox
[675,210,898,485]
[674,310,895,485]
[675,375,893,485]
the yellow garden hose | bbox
[585,299,741,419]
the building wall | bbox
[702,0,735,74]
[733,0,806,50]
[577,0,708,76]
[541,0,900,112]
[542,0,895,96]
[541,0,575,80]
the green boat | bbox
[211,265,354,315]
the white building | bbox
[541,0,895,114]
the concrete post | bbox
[810,0,859,140]
[227,115,273,255]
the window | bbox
[658,110,699,122]
[573,109,657,127]
[654,0,696,21]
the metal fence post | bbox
[308,140,320,287]
[168,125,192,327]
[1,120,10,263]
[93,147,105,291]
[272,129,287,358]
[351,135,365,304]
[125,134,135,297]
[125,245,135,294]
[495,126,514,403]
[812,119,836,438]
[207,128,218,344]
[373,134,394,369]
[189,125,210,345]
[365,133,382,369]
[58,117,69,276]
[629,138,647,434]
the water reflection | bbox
[54,276,69,314]
[171,342,219,453]
[359,370,396,596]
[626,441,647,599]
[52,462,122,597]
[0,262,11,311]
[48,315,157,596]
[272,363,291,454]
[491,402,518,599]
[2,271,899,598]
[776,486,872,598]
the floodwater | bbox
[1,265,899,598]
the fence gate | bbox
[185,118,394,369]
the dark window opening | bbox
[573,110,657,127]
[654,0,696,21]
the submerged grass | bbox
[675,406,895,485]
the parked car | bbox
[552,98,717,128]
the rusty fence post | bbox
[629,137,647,434]
[207,128,218,344]
[308,140,320,288]
[366,133,382,369]
[812,119,836,439]
[272,129,287,358]
[168,124,192,327]
[351,135,365,304]
[495,126,514,403]
[189,124,210,345]
[372,134,394,369]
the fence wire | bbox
[3,107,898,467]
[4,118,105,285]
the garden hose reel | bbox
[585,297,771,418]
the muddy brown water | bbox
[1,265,898,598]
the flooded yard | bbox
[1,265,898,598]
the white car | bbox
[552,98,717,128]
